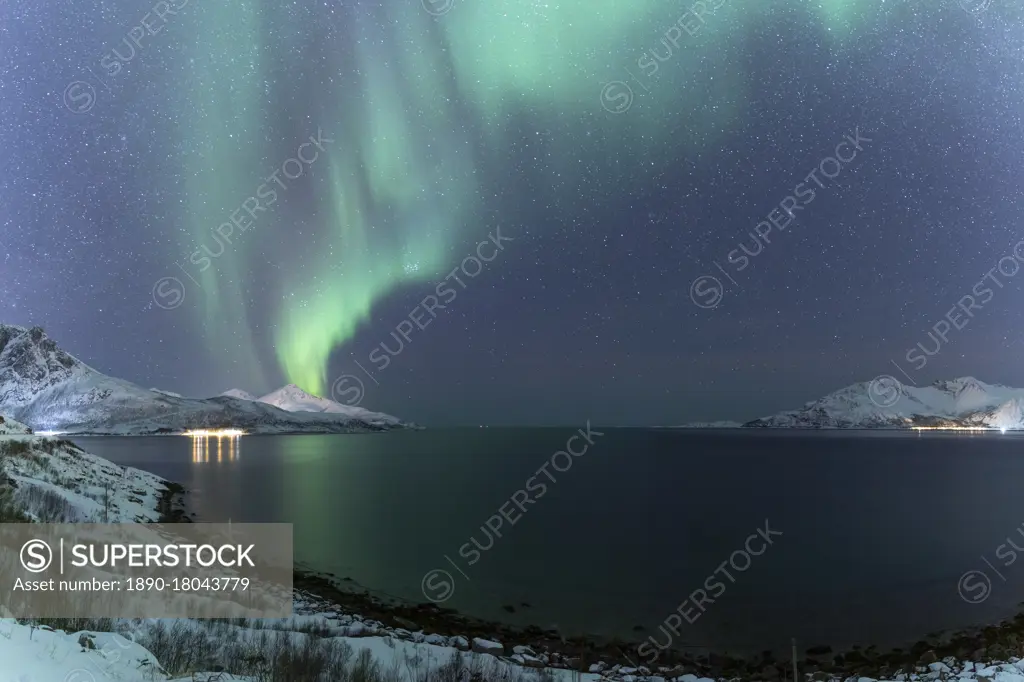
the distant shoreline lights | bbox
[911,426,1007,433]
[182,429,245,437]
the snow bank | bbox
[0,621,168,682]
[0,436,169,523]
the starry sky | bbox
[1,0,1023,426]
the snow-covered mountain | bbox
[258,384,402,426]
[221,388,258,401]
[743,376,1024,429]
[0,324,407,435]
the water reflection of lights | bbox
[190,433,241,462]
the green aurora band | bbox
[177,0,270,388]
[175,0,885,396]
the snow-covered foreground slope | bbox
[6,613,1024,682]
[259,384,403,426]
[0,615,608,682]
[743,376,1024,429]
[0,433,171,522]
[0,414,31,435]
[0,623,168,682]
[0,324,407,434]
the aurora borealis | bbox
[3,0,1024,424]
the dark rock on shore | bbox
[155,481,190,523]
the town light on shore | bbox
[911,426,1007,432]
[182,429,246,437]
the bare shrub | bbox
[13,484,80,522]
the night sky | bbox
[1,0,1022,426]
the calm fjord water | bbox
[76,429,1024,654]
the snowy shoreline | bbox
[287,568,1024,682]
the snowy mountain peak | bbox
[278,383,314,397]
[259,384,340,411]
[0,324,90,408]
[258,384,402,426]
[220,388,257,401]
[933,376,984,391]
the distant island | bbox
[680,376,1024,430]
[674,421,745,429]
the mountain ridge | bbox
[730,376,1024,429]
[0,324,407,435]
[258,384,402,425]
[220,388,258,401]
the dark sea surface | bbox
[73,428,1024,655]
